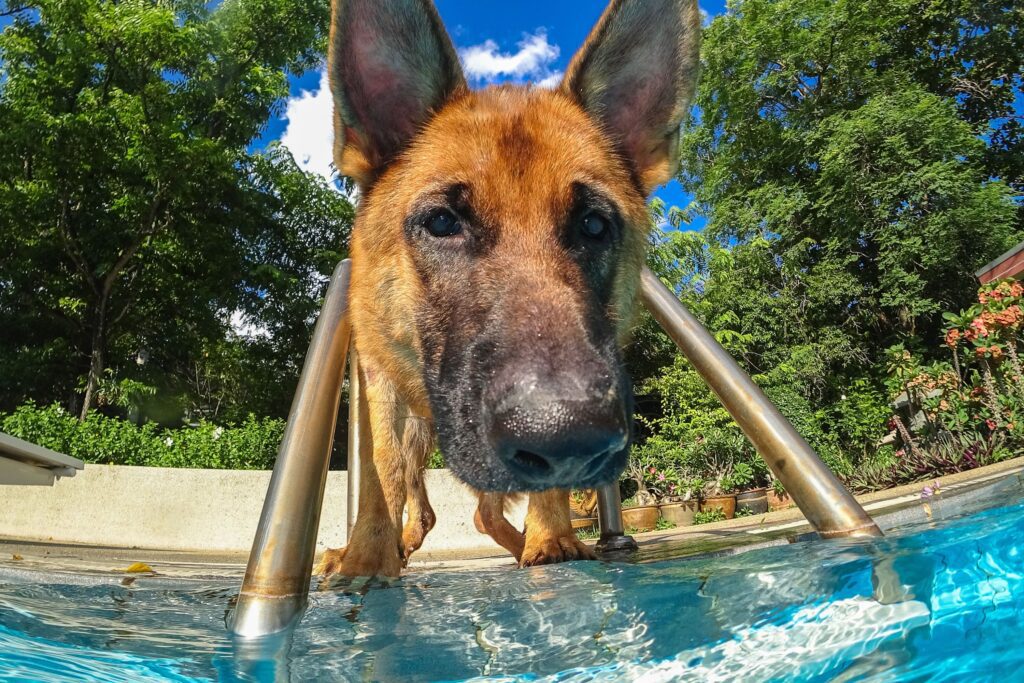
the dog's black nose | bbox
[486,375,629,488]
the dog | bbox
[315,0,701,577]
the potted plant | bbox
[620,498,661,531]
[701,474,736,519]
[619,457,660,531]
[659,475,701,526]
[767,478,793,511]
[732,463,769,514]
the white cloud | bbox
[458,30,563,88]
[277,31,565,183]
[280,68,335,183]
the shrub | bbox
[857,279,1024,491]
[0,401,283,469]
[694,509,727,525]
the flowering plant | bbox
[867,279,1023,492]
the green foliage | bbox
[693,509,728,525]
[724,462,754,493]
[631,0,1022,495]
[426,449,446,469]
[850,280,1024,491]
[0,0,353,422]
[654,516,676,531]
[1,401,283,469]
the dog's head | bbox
[331,0,700,492]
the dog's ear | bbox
[562,0,701,192]
[330,0,466,186]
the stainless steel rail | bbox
[637,267,882,539]
[595,482,637,552]
[229,259,880,638]
[346,348,363,536]
[228,260,352,638]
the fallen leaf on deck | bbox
[121,562,155,573]
[12,554,23,561]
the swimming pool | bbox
[2,476,1023,682]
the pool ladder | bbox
[228,260,882,638]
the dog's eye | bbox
[580,212,609,240]
[426,210,462,237]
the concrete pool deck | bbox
[2,457,1022,585]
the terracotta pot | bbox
[767,490,793,511]
[659,501,698,527]
[621,505,661,531]
[701,494,736,519]
[571,517,597,531]
[736,487,768,515]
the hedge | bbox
[1,402,283,470]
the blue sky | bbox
[1,2,725,225]
[268,1,728,230]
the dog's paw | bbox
[401,509,436,566]
[314,543,403,579]
[401,527,424,566]
[519,534,597,567]
[313,547,349,577]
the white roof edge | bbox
[0,432,85,471]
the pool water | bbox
[2,479,1024,682]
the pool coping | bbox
[1,456,1022,586]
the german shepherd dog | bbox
[316,0,700,578]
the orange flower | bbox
[945,329,961,348]
[970,317,990,338]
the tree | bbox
[0,0,352,420]
[636,0,1022,480]
[678,0,1020,381]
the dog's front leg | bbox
[315,366,409,579]
[474,492,525,562]
[400,418,436,564]
[520,489,597,567]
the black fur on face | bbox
[405,182,634,492]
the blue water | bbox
[2,483,1024,682]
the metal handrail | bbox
[229,260,353,637]
[346,348,363,536]
[638,268,882,539]
[228,260,880,638]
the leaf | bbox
[12,554,23,561]
[121,562,155,573]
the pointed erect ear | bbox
[330,0,466,186]
[562,0,701,193]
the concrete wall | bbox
[0,465,526,555]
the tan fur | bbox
[520,489,597,566]
[474,493,525,562]
[318,0,700,578]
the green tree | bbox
[0,0,352,420]
[636,0,1021,481]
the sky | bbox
[0,2,725,226]
[269,1,728,231]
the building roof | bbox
[976,241,1024,284]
